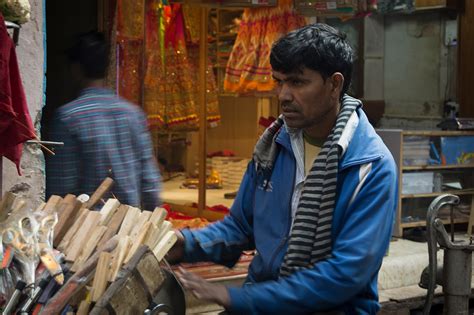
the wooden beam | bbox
[459,0,474,117]
[197,6,209,217]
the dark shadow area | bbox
[42,0,97,139]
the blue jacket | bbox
[182,109,398,314]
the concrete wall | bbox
[380,11,455,129]
[2,0,45,208]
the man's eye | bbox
[290,80,303,86]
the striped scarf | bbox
[253,95,361,276]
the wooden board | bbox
[76,300,91,315]
[109,236,131,282]
[0,192,17,222]
[66,211,101,261]
[155,221,172,245]
[35,202,46,212]
[99,199,121,226]
[90,246,165,315]
[58,208,89,251]
[42,195,63,214]
[85,177,114,209]
[91,251,113,302]
[153,231,177,261]
[117,206,141,237]
[97,205,128,248]
[124,222,152,264]
[149,207,167,227]
[144,223,161,249]
[53,194,83,247]
[70,225,108,272]
[128,211,151,241]
[10,198,26,214]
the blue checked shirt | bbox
[46,87,161,210]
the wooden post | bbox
[197,6,208,217]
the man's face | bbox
[273,68,340,132]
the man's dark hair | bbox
[270,23,354,97]
[66,31,109,79]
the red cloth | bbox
[0,13,35,175]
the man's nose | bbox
[277,84,292,102]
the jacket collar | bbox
[275,108,384,169]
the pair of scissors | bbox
[36,213,64,285]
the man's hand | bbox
[177,267,231,308]
[165,229,185,264]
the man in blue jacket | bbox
[168,23,398,314]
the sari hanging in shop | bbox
[116,0,145,105]
[143,0,169,129]
[118,0,220,131]
[182,4,221,127]
[224,0,306,94]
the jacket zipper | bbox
[265,162,296,277]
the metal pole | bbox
[443,249,471,315]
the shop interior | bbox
[2,0,474,313]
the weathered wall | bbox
[2,0,45,208]
[380,11,455,129]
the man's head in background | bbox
[66,31,109,87]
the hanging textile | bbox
[104,0,119,91]
[143,0,167,128]
[162,3,200,130]
[143,2,220,131]
[183,4,220,127]
[224,0,306,94]
[0,13,35,175]
[116,0,145,105]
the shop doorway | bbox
[41,0,98,138]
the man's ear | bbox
[330,72,344,97]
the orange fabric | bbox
[224,0,306,94]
